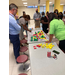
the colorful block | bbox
[42,44,45,48]
[38,43,42,46]
[36,45,41,47]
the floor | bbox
[9,21,59,75]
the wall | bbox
[18,6,36,19]
[18,5,65,19]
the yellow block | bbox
[49,43,54,49]
[38,43,42,46]
[42,44,45,48]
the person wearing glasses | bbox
[9,3,21,62]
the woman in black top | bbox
[41,12,49,34]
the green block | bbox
[31,36,33,41]
[38,31,40,33]
[34,38,38,41]
[35,32,36,34]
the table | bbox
[27,29,49,44]
[29,42,65,75]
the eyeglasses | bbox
[14,8,18,12]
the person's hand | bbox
[45,41,50,43]
[15,15,19,19]
[36,18,39,20]
[47,28,49,30]
[36,18,40,20]
[29,30,31,32]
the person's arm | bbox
[45,21,55,43]
[45,34,53,43]
[41,20,49,24]
[10,18,21,31]
[33,14,37,20]
[33,13,40,21]
[22,24,31,32]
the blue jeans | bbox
[9,34,20,59]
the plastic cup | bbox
[47,52,51,57]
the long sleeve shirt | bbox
[33,12,41,21]
[9,13,21,35]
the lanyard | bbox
[9,13,15,18]
[9,13,13,16]
[9,13,16,19]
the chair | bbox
[17,55,28,70]
[19,73,27,75]
[20,46,28,55]
[24,35,27,37]
[20,39,27,44]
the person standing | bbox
[19,15,31,40]
[19,11,29,37]
[9,3,21,60]
[62,11,65,24]
[41,12,49,34]
[54,9,59,17]
[46,13,65,53]
[33,8,41,28]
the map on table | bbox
[28,30,49,43]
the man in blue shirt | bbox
[9,3,21,61]
[33,9,41,28]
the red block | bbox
[34,47,37,49]
[36,45,41,47]
[33,46,36,47]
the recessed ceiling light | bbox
[22,0,27,1]
[49,2,52,4]
[60,4,64,5]
[23,2,27,4]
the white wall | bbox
[18,6,36,19]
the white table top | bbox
[29,42,65,75]
[27,29,49,44]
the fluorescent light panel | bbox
[23,2,27,4]
[22,0,27,1]
[60,4,64,5]
[49,2,52,4]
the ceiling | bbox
[9,0,65,6]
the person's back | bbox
[50,19,65,41]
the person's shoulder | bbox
[34,13,36,15]
[41,17,44,20]
[50,19,58,24]
[19,17,24,20]
[19,16,23,19]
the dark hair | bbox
[9,3,18,10]
[42,12,45,15]
[23,15,30,20]
[48,13,58,22]
[54,9,58,15]
[58,12,63,19]
[23,11,25,14]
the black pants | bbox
[59,40,65,53]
